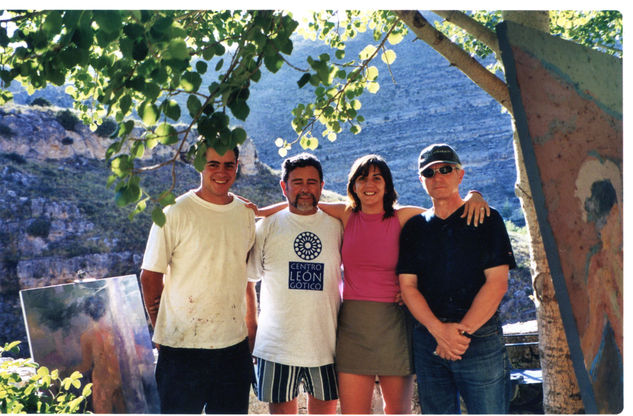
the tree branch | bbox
[297,19,400,141]
[395,10,512,114]
[432,10,501,57]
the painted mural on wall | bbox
[498,21,622,413]
[20,275,160,413]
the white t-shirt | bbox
[248,208,343,367]
[141,190,255,349]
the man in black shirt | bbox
[397,143,516,414]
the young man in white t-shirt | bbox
[248,153,343,414]
[140,144,256,414]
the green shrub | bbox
[95,118,118,138]
[55,110,80,132]
[30,98,52,107]
[0,341,92,414]
[26,218,51,239]
[0,123,15,138]
[3,152,27,164]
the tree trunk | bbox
[511,129,584,413]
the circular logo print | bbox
[293,231,322,260]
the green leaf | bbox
[335,49,345,59]
[144,82,161,100]
[264,53,283,73]
[115,183,141,207]
[123,22,145,39]
[180,71,202,93]
[24,383,36,396]
[132,40,149,61]
[82,383,93,397]
[231,127,247,144]
[106,141,122,160]
[163,99,181,121]
[197,116,216,140]
[42,11,63,38]
[130,140,145,159]
[138,101,159,126]
[158,191,176,207]
[155,123,179,145]
[151,206,166,227]
[202,47,214,61]
[210,112,230,129]
[381,49,397,65]
[274,35,293,55]
[366,66,379,81]
[387,31,405,45]
[119,37,134,58]
[130,199,147,219]
[146,136,158,149]
[0,25,10,47]
[228,100,250,121]
[165,38,189,60]
[193,142,208,172]
[1,341,20,357]
[300,136,318,150]
[94,10,122,34]
[366,81,380,94]
[118,120,135,138]
[359,44,377,60]
[119,95,132,116]
[68,396,85,413]
[186,95,202,118]
[196,60,208,74]
[0,89,12,105]
[110,155,133,177]
[297,73,311,88]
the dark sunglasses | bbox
[420,165,457,178]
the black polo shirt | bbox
[396,205,517,322]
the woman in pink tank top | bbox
[318,155,489,414]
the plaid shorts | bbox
[255,358,338,403]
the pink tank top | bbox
[341,211,401,302]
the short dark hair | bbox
[347,154,398,219]
[281,152,323,183]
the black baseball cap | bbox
[418,143,461,173]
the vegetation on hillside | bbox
[0,151,282,259]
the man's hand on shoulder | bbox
[461,191,490,226]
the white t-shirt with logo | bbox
[247,208,343,367]
[142,190,255,349]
